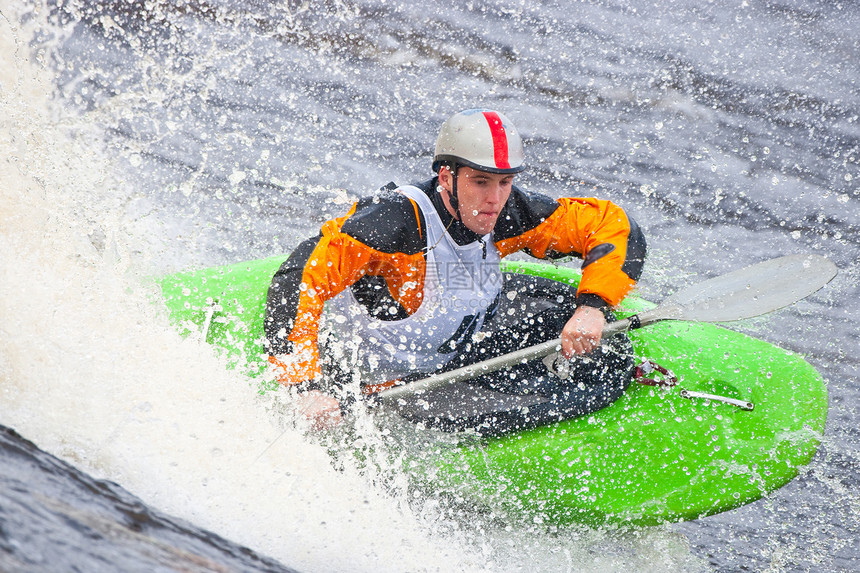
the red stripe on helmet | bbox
[482,111,510,170]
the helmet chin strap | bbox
[444,163,463,221]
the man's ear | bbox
[437,165,452,191]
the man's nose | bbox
[486,184,505,203]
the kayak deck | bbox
[158,257,828,526]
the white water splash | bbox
[0,6,487,572]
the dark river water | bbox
[1,0,858,571]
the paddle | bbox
[378,254,838,402]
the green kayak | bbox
[158,256,828,527]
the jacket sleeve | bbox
[264,195,425,386]
[495,196,646,308]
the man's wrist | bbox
[575,293,610,314]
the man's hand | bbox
[561,306,606,357]
[296,390,343,430]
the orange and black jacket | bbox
[265,178,646,385]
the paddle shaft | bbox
[377,311,655,401]
[378,255,837,402]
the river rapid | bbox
[1,1,858,571]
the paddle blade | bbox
[666,254,837,323]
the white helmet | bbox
[433,109,525,174]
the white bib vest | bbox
[329,185,503,380]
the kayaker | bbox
[264,109,646,431]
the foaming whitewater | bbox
[0,14,470,573]
[0,4,709,572]
[0,8,460,573]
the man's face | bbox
[439,165,514,235]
